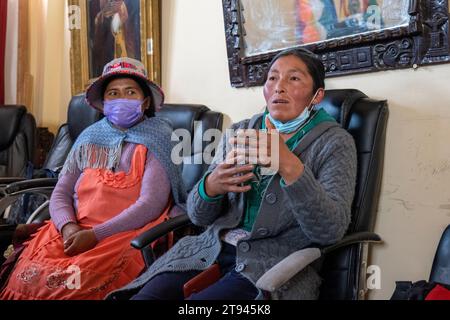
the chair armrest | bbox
[256,248,322,292]
[0,177,27,186]
[25,200,50,224]
[0,223,18,232]
[131,214,192,250]
[255,232,382,293]
[0,180,56,217]
[3,178,58,195]
[321,231,382,255]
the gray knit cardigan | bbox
[107,114,357,300]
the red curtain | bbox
[0,0,8,105]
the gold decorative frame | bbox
[69,0,161,96]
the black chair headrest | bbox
[67,94,103,140]
[0,105,27,150]
[318,89,368,128]
[156,104,210,134]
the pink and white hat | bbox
[85,57,164,112]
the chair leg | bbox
[356,242,369,300]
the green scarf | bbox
[240,108,336,232]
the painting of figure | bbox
[87,0,142,78]
[295,0,410,43]
[239,0,410,56]
[296,0,338,43]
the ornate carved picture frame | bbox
[69,0,161,96]
[223,0,450,88]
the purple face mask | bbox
[103,99,145,128]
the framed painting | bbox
[223,0,450,87]
[69,0,161,95]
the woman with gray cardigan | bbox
[109,48,357,300]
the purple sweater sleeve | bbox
[49,167,81,232]
[92,152,171,242]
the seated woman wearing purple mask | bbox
[0,58,186,300]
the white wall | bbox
[162,0,450,299]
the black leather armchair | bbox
[0,105,37,183]
[130,89,389,300]
[430,225,450,286]
[313,89,388,299]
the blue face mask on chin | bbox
[267,90,319,134]
[103,99,145,129]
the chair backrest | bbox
[0,105,37,177]
[429,225,450,285]
[317,89,389,299]
[43,95,103,172]
[156,104,223,192]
